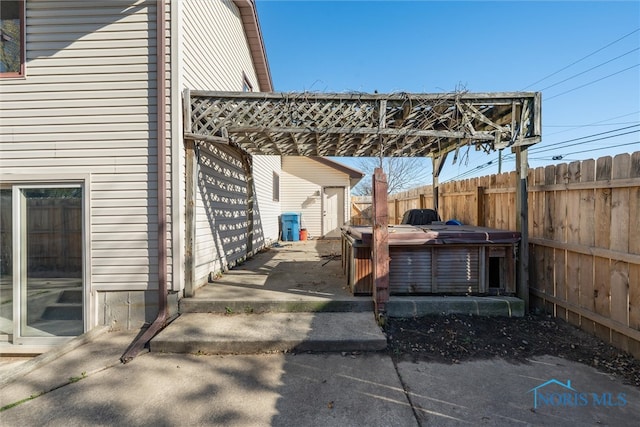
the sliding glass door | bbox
[0,185,84,345]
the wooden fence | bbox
[0,197,82,276]
[351,151,640,358]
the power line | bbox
[530,124,640,153]
[521,27,640,90]
[538,47,640,92]
[563,140,640,157]
[544,110,640,136]
[533,129,639,155]
[546,121,638,128]
[443,127,640,182]
[545,63,640,101]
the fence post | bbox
[476,186,485,227]
[515,147,529,311]
[394,199,400,225]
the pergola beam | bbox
[188,90,542,159]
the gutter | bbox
[121,0,168,363]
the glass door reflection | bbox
[21,188,83,337]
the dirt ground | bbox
[385,313,640,388]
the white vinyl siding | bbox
[182,0,259,91]
[252,155,281,245]
[0,1,160,298]
[194,142,248,283]
[281,158,352,238]
[180,0,268,287]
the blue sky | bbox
[256,1,640,185]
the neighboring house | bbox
[0,0,278,352]
[281,157,364,239]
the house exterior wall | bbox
[0,0,275,344]
[281,158,352,238]
[180,0,276,288]
[182,0,259,91]
[0,0,164,335]
[252,155,282,245]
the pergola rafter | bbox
[185,90,541,158]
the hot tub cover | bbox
[341,225,521,246]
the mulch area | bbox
[384,313,640,388]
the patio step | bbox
[179,298,373,314]
[386,296,525,318]
[150,312,387,354]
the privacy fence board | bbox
[351,150,640,358]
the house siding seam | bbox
[0,1,161,327]
[281,157,352,238]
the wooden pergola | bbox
[183,89,542,315]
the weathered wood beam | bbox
[230,126,497,140]
[184,138,197,297]
[191,90,539,102]
[372,167,389,317]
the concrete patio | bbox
[151,239,523,355]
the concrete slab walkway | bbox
[2,331,639,426]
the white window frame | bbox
[0,175,90,347]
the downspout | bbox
[121,0,168,363]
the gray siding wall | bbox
[0,1,163,329]
[281,158,352,238]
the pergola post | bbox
[371,167,389,317]
[515,146,530,311]
[432,152,448,217]
[184,138,197,297]
[239,151,254,257]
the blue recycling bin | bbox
[281,212,300,241]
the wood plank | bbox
[566,161,581,326]
[530,288,640,343]
[528,177,640,192]
[527,238,640,265]
[508,171,517,230]
[532,167,545,239]
[529,167,545,314]
[543,165,556,314]
[630,151,640,256]
[579,158,596,335]
[554,164,568,320]
[629,264,640,358]
[372,168,390,315]
[594,156,613,342]
[610,154,631,350]
[629,152,640,357]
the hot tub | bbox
[341,224,520,296]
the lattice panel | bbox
[187,91,541,158]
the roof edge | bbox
[233,0,273,92]
[311,157,365,179]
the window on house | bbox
[0,0,24,77]
[242,73,253,92]
[273,172,280,202]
